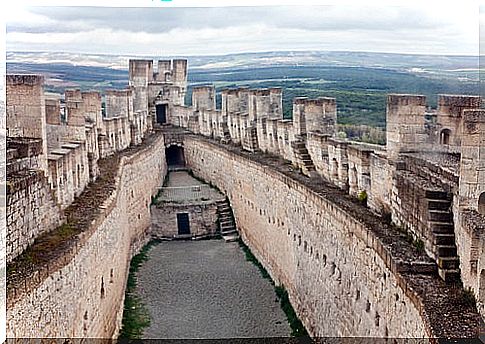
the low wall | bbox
[6,132,167,338]
[184,135,479,338]
[151,201,219,238]
[7,170,62,264]
[458,210,485,320]
[7,138,62,263]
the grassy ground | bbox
[119,240,160,339]
[238,238,309,337]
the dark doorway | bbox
[177,213,190,235]
[156,104,167,124]
[166,145,185,168]
[479,192,485,215]
[440,129,451,145]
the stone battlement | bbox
[6,74,44,86]
[5,57,485,339]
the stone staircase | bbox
[216,199,239,242]
[291,137,316,177]
[426,190,461,283]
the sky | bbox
[3,3,483,57]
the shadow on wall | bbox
[479,193,485,215]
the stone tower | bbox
[436,95,481,149]
[386,94,427,160]
[192,85,216,112]
[6,74,48,174]
[459,109,485,211]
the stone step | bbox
[430,221,454,234]
[303,165,316,171]
[221,228,238,235]
[434,233,456,246]
[220,221,235,228]
[438,268,461,283]
[425,190,450,200]
[222,233,240,242]
[427,199,451,211]
[437,245,458,257]
[220,220,234,227]
[428,210,453,222]
[292,142,306,148]
[438,257,460,270]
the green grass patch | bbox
[357,190,368,207]
[461,287,477,308]
[238,239,271,281]
[119,240,160,339]
[238,238,309,337]
[275,286,309,337]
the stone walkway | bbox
[158,171,225,204]
[165,171,204,187]
[135,240,291,339]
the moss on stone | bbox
[237,238,309,338]
[119,240,160,339]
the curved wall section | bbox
[6,134,167,338]
[185,136,429,338]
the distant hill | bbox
[6,50,480,128]
[7,50,479,73]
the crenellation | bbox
[45,97,61,125]
[6,57,485,338]
[192,85,216,111]
[6,74,44,86]
[438,94,481,117]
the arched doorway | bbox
[479,192,485,215]
[440,128,451,145]
[166,145,185,169]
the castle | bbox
[5,58,485,338]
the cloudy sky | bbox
[5,4,481,56]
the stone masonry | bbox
[6,57,485,338]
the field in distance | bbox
[7,50,480,130]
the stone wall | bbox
[6,75,48,174]
[99,116,131,158]
[458,210,485,320]
[6,132,167,338]
[7,165,62,264]
[150,202,219,239]
[183,136,468,338]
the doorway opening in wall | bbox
[479,193,485,215]
[177,213,190,235]
[166,145,186,170]
[156,104,167,124]
[440,128,451,145]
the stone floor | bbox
[165,170,204,187]
[135,240,291,339]
[158,171,225,204]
